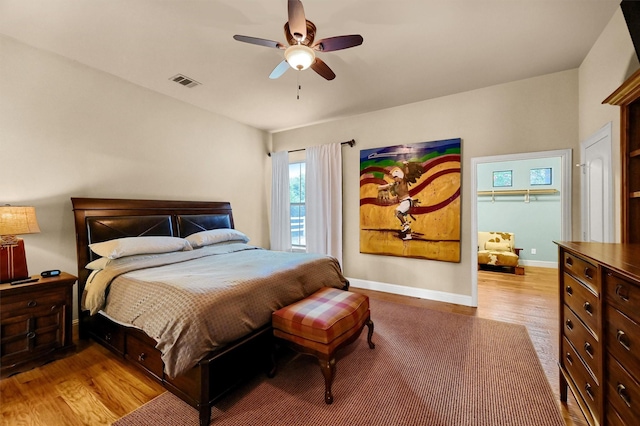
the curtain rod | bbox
[267,139,355,157]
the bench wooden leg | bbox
[199,405,211,426]
[366,319,375,349]
[318,356,336,404]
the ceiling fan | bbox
[233,0,363,81]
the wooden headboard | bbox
[71,197,234,324]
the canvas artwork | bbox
[359,138,462,262]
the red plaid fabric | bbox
[272,287,369,345]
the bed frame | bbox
[71,198,274,426]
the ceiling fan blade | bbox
[287,0,307,42]
[310,58,336,80]
[312,35,363,52]
[233,35,285,49]
[269,60,290,79]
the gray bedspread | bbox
[83,243,347,377]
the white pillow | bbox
[89,236,192,260]
[485,241,512,252]
[86,257,110,270]
[186,228,249,248]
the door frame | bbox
[580,122,614,242]
[470,149,572,307]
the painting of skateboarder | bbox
[360,138,462,262]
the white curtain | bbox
[306,143,342,265]
[270,151,291,251]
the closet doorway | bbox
[469,149,573,306]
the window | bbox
[289,162,306,249]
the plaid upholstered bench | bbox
[272,287,375,404]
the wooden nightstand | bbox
[1,272,77,378]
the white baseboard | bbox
[519,260,557,268]
[347,277,476,307]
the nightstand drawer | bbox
[126,333,163,379]
[606,305,640,378]
[563,304,601,380]
[562,336,601,419]
[1,289,67,318]
[563,251,598,294]
[564,273,600,334]
[607,355,640,424]
[1,307,64,362]
[605,271,640,324]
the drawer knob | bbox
[617,330,631,351]
[584,342,594,358]
[615,284,630,302]
[27,300,37,308]
[27,331,36,339]
[565,319,574,330]
[617,383,631,407]
[566,285,573,296]
[583,302,593,316]
[104,333,112,342]
[565,352,573,365]
[565,257,573,267]
[585,383,594,401]
[138,353,147,362]
[584,267,593,280]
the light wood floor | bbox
[0,266,587,426]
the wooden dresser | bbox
[556,242,640,425]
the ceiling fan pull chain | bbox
[297,72,301,100]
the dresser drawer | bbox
[605,271,640,324]
[563,251,599,294]
[126,332,163,379]
[606,403,627,426]
[563,304,601,380]
[606,305,640,380]
[562,336,602,419]
[607,355,640,424]
[1,289,67,319]
[564,273,600,334]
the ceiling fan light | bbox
[284,44,315,70]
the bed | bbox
[71,198,348,425]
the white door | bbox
[580,122,613,242]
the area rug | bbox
[114,299,564,426]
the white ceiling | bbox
[0,0,622,133]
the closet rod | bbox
[477,189,558,196]
[267,139,355,157]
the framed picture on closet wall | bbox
[530,167,552,185]
[492,170,512,187]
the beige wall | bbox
[272,69,579,300]
[0,36,271,302]
[578,9,639,242]
[2,7,636,310]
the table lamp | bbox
[0,205,41,283]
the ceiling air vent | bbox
[170,74,201,88]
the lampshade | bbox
[284,44,316,70]
[0,206,41,239]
